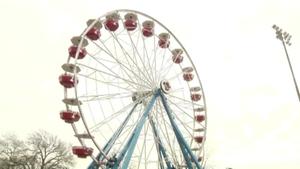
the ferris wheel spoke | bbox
[79,92,132,98]
[168,88,184,94]
[152,36,159,86]
[109,33,140,75]
[167,102,205,129]
[113,36,137,72]
[168,108,194,138]
[78,93,133,102]
[141,37,156,88]
[163,70,184,83]
[89,93,152,133]
[169,98,204,113]
[172,103,197,113]
[83,55,141,90]
[166,99,194,120]
[110,30,154,86]
[151,34,172,84]
[171,102,199,112]
[111,27,151,74]
[99,36,153,89]
[89,37,126,64]
[156,49,168,85]
[129,34,145,92]
[89,103,135,133]
[144,141,156,162]
[79,66,137,94]
[167,94,203,107]
[135,18,157,86]
[117,17,156,87]
[132,27,148,92]
[97,40,151,89]
[77,63,149,90]
[166,66,193,86]
[77,73,137,93]
[90,40,117,59]
[159,47,179,79]
[114,31,141,50]
[160,59,177,81]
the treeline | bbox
[0,130,75,169]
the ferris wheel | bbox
[59,9,207,169]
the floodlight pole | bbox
[273,24,300,102]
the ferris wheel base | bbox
[87,89,203,169]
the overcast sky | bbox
[0,0,300,168]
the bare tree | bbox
[27,130,75,169]
[0,134,34,169]
[0,131,75,169]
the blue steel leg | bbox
[149,116,173,169]
[159,90,202,169]
[88,103,139,169]
[111,90,159,169]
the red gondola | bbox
[72,146,93,158]
[194,136,204,143]
[60,110,80,123]
[59,74,78,88]
[183,73,194,81]
[68,46,87,59]
[195,115,205,123]
[191,93,201,101]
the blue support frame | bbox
[110,90,159,169]
[88,103,139,169]
[159,91,202,169]
[88,89,202,169]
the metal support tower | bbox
[88,89,202,169]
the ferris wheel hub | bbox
[160,80,171,94]
[132,91,152,103]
